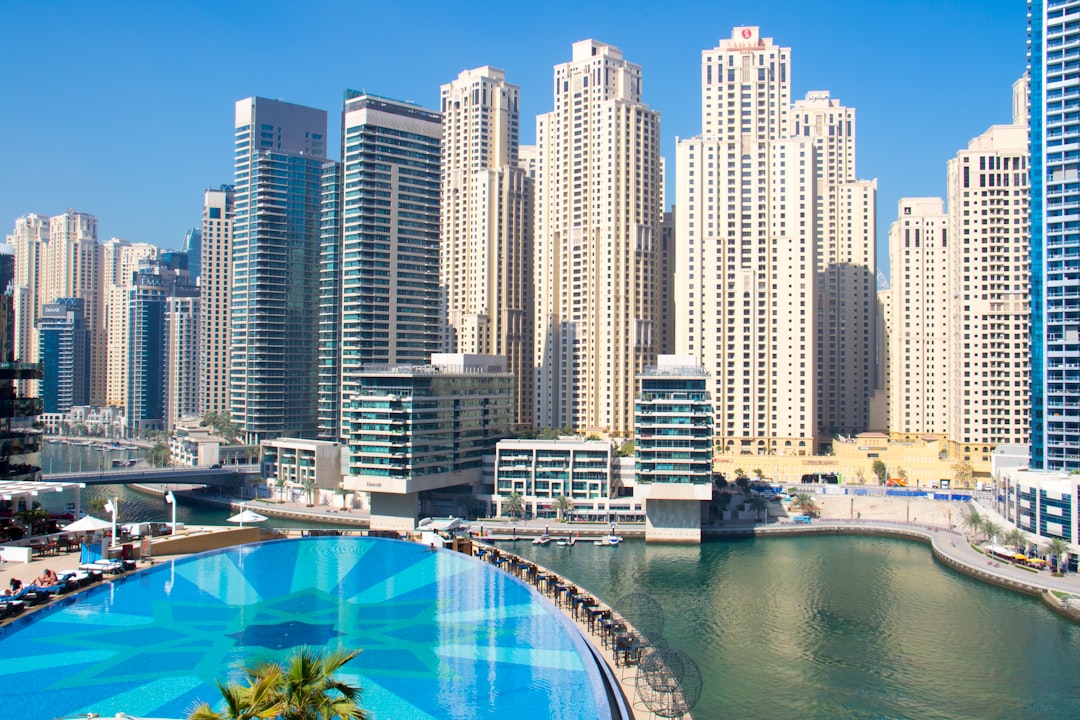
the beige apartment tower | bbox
[534,40,663,436]
[676,27,818,456]
[440,67,534,430]
[102,238,159,408]
[198,186,234,418]
[944,78,1030,463]
[888,198,950,438]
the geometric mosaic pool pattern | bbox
[0,537,610,719]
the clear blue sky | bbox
[0,0,1026,275]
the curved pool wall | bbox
[0,537,612,720]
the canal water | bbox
[37,441,339,530]
[512,535,1080,720]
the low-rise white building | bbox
[263,438,344,507]
[994,449,1078,570]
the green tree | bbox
[503,492,524,520]
[616,441,635,458]
[959,506,982,537]
[147,442,172,468]
[1044,538,1070,573]
[793,493,820,518]
[274,475,288,501]
[752,468,764,482]
[1005,528,1027,553]
[335,486,352,511]
[189,646,366,720]
[872,460,887,484]
[952,461,974,489]
[734,470,750,497]
[302,476,317,506]
[552,495,575,521]
[749,495,769,522]
[980,519,1002,544]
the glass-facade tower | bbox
[1030,0,1080,470]
[232,97,327,444]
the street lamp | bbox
[104,497,118,548]
[165,491,177,532]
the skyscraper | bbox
[102,238,158,408]
[337,93,441,424]
[676,28,817,456]
[317,161,342,441]
[887,198,950,437]
[44,211,103,405]
[165,290,200,429]
[231,98,327,444]
[945,79,1030,464]
[440,67,534,430]
[7,213,49,366]
[1030,0,1080,470]
[534,40,662,436]
[127,266,169,434]
[199,186,234,420]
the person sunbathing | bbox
[31,568,59,587]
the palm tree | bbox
[856,467,866,485]
[189,646,366,720]
[752,468,764,482]
[335,486,352,511]
[552,495,575,521]
[503,492,524,520]
[302,476,317,507]
[793,493,819,518]
[959,505,982,538]
[749,495,769,523]
[1004,528,1027,553]
[1044,538,1070,573]
[274,475,288,501]
[980,519,1002,544]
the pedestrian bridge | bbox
[42,466,259,486]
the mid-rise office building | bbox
[441,67,534,430]
[342,354,513,532]
[1030,0,1080,470]
[36,298,90,414]
[199,186,234,419]
[534,40,662,436]
[231,98,326,443]
[945,79,1030,464]
[888,198,950,438]
[635,355,713,542]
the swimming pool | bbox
[0,537,612,719]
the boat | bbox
[593,535,622,547]
[532,535,551,546]
[556,535,577,547]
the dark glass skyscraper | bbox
[36,297,90,413]
[232,97,327,444]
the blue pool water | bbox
[0,537,610,720]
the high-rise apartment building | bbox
[1030,0,1080,469]
[7,213,49,365]
[232,98,326,444]
[103,238,158,408]
[945,80,1030,464]
[534,40,662,436]
[791,92,878,438]
[440,67,534,430]
[199,186,234,419]
[44,211,103,405]
[317,162,342,441]
[888,198,950,437]
[127,267,169,434]
[165,291,200,429]
[182,228,202,283]
[337,93,441,434]
[676,28,819,456]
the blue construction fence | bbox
[846,488,973,502]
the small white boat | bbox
[556,536,577,547]
[532,535,551,546]
[593,535,622,547]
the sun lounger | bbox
[0,600,25,619]
[80,560,124,574]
